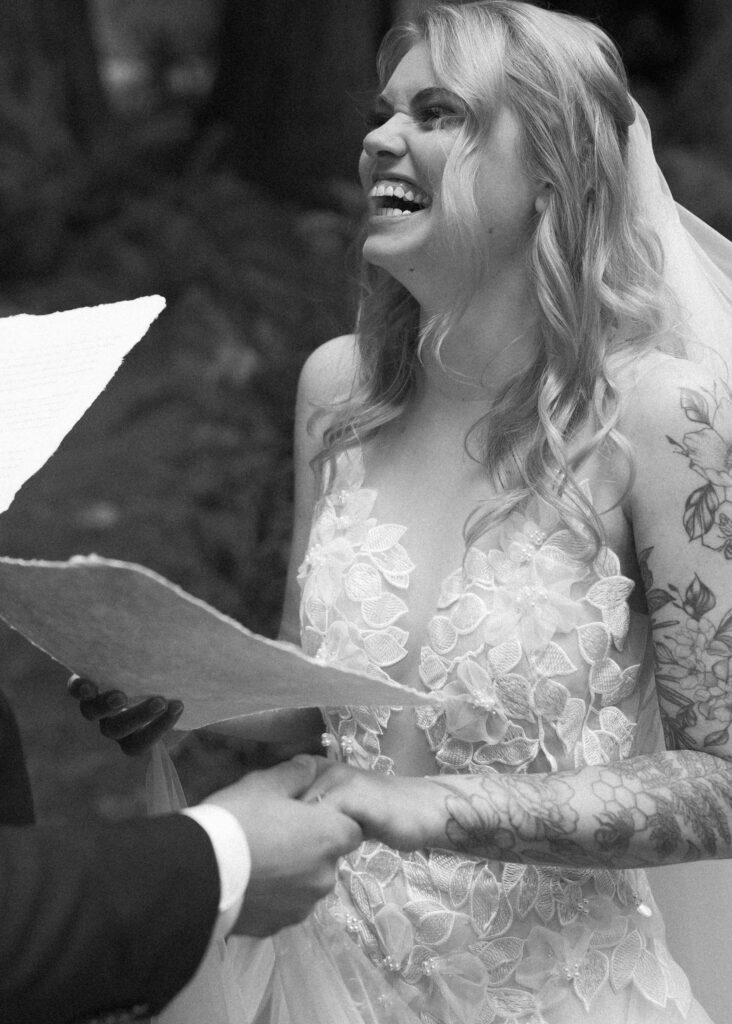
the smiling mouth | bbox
[369,181,432,218]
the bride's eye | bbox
[416,103,464,130]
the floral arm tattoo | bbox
[667,380,732,557]
[639,547,732,752]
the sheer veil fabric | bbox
[626,103,732,1024]
[147,102,732,1024]
[629,103,732,372]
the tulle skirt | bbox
[157,912,714,1024]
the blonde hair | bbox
[317,0,670,554]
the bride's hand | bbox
[67,674,183,756]
[302,762,447,851]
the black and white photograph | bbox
[1,2,731,1022]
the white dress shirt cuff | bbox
[182,804,251,941]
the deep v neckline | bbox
[319,444,589,681]
[331,444,481,664]
[314,442,638,665]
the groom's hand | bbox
[206,755,362,937]
[67,674,183,755]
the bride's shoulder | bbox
[298,334,360,406]
[612,347,723,442]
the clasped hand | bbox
[225,760,448,935]
[67,676,364,936]
[302,761,447,852]
[68,676,449,932]
[209,755,363,937]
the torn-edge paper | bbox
[0,555,438,729]
[0,296,166,514]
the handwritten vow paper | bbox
[0,555,436,729]
[0,296,166,514]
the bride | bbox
[78,2,732,1021]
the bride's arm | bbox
[306,356,732,869]
[304,748,732,868]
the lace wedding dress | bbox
[249,445,712,1024]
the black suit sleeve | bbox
[0,814,220,1024]
[0,690,34,825]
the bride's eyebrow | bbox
[412,87,463,107]
[373,86,463,114]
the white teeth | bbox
[368,180,431,209]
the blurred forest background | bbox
[1,0,731,825]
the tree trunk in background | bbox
[0,0,111,274]
[201,0,392,204]
[57,0,109,146]
[0,0,108,148]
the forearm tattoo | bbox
[442,750,732,868]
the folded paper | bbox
[0,555,437,729]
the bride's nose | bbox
[362,114,409,160]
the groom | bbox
[0,689,360,1024]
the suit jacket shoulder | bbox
[0,813,220,1024]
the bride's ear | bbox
[534,183,551,214]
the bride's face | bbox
[359,42,543,306]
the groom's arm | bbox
[0,813,220,1024]
[0,755,362,1024]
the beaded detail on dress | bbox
[297,447,696,1023]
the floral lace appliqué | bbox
[415,517,640,779]
[298,450,414,772]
